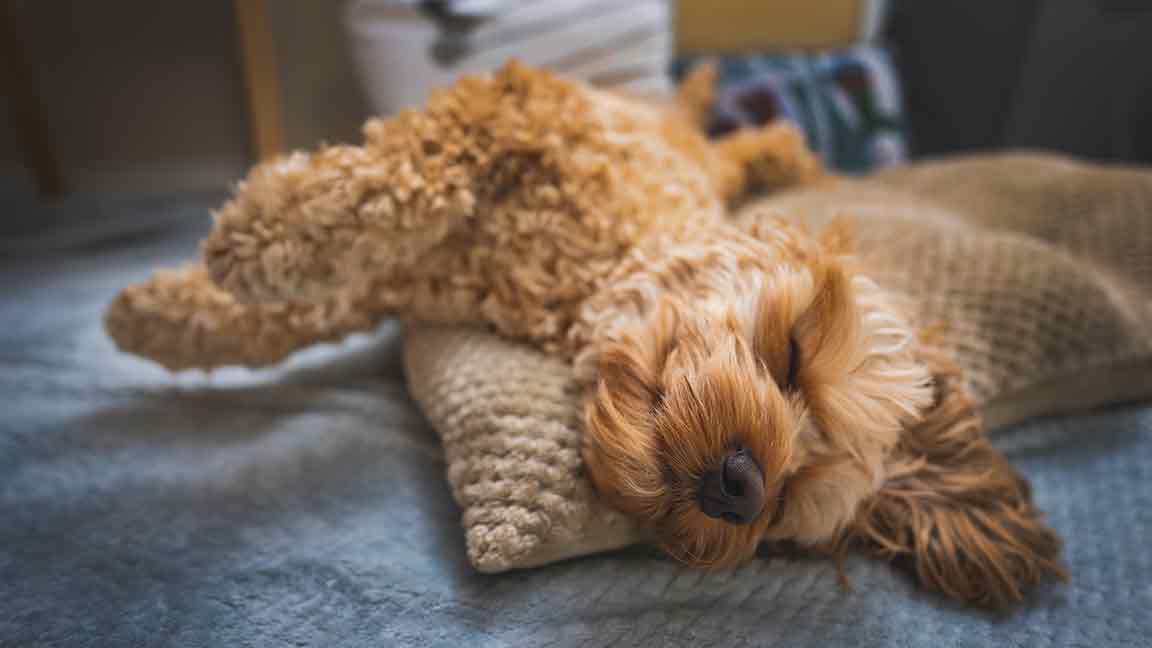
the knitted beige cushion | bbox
[402,153,1152,573]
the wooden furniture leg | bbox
[234,0,285,161]
[0,0,65,198]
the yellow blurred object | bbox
[675,0,863,53]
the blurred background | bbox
[3,0,1152,242]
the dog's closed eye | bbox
[754,315,801,392]
[784,337,800,390]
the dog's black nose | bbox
[697,449,766,525]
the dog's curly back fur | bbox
[201,62,756,351]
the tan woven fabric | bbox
[404,326,641,571]
[402,153,1152,572]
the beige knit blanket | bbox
[403,153,1152,573]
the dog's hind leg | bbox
[712,121,831,200]
[202,142,478,307]
[672,62,717,130]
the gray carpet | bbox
[1,213,1150,647]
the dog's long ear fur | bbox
[849,349,1068,609]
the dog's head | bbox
[580,221,934,567]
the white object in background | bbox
[343,0,673,116]
[860,0,890,43]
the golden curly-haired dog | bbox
[105,61,1064,608]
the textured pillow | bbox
[402,153,1152,573]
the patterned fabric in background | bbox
[673,45,908,174]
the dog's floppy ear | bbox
[849,350,1068,609]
